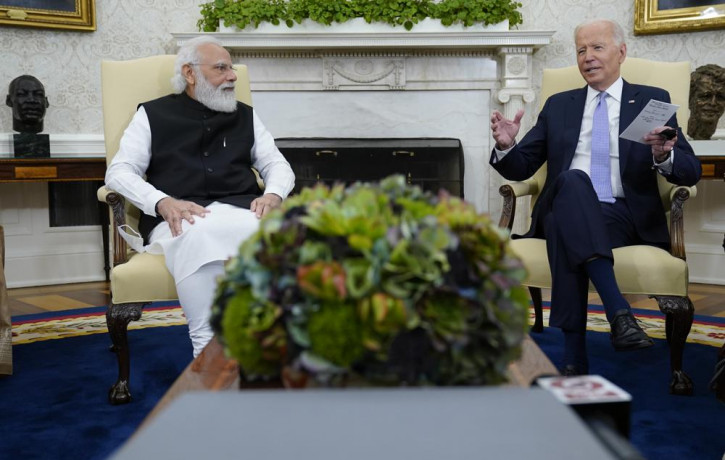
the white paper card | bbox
[619,99,679,144]
[537,375,632,405]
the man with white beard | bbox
[105,36,295,357]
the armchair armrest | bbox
[498,178,540,231]
[252,167,265,191]
[97,185,130,266]
[668,185,696,260]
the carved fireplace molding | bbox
[172,30,554,116]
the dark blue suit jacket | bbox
[490,80,702,248]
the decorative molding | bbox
[177,30,553,104]
[699,223,725,234]
[323,58,405,90]
[497,89,536,104]
[0,134,105,157]
[173,30,555,53]
[689,138,725,155]
[232,49,499,59]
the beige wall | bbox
[0,0,723,134]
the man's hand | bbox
[490,109,524,150]
[644,126,677,163]
[155,197,209,237]
[250,193,282,218]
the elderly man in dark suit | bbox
[489,19,701,375]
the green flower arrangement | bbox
[211,176,529,387]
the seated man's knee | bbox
[553,169,595,195]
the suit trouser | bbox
[540,170,641,332]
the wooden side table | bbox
[713,234,725,402]
[0,156,109,281]
[691,143,725,401]
[697,154,725,181]
[695,148,725,401]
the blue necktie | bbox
[590,92,615,203]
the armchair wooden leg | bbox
[653,295,694,396]
[106,302,146,405]
[529,287,544,333]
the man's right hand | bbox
[155,197,209,237]
[490,109,524,150]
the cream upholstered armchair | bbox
[98,55,252,404]
[497,58,698,395]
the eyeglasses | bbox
[190,62,237,75]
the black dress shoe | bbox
[561,364,588,377]
[610,309,654,351]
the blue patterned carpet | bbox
[0,304,723,460]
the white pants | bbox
[175,261,224,357]
[148,202,261,356]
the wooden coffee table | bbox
[138,335,558,431]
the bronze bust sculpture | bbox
[688,64,725,140]
[6,75,49,134]
[5,75,51,157]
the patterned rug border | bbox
[12,304,186,345]
[536,304,724,348]
[11,302,725,347]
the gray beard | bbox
[194,72,238,113]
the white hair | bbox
[171,36,225,94]
[574,19,626,47]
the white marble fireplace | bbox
[173,27,553,217]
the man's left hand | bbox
[250,193,283,218]
[644,126,676,162]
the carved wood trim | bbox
[669,187,691,261]
[103,191,129,266]
[498,184,516,231]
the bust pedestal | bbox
[13,133,50,158]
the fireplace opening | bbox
[275,137,464,198]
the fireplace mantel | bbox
[173,30,553,51]
[173,28,554,99]
[172,30,553,107]
[171,29,554,215]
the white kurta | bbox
[105,105,295,283]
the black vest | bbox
[138,93,262,242]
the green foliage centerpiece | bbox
[211,176,528,387]
[198,0,523,32]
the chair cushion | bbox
[509,238,688,296]
[110,252,178,304]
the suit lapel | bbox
[562,87,587,169]
[619,80,640,136]
[619,80,641,171]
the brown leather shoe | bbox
[610,309,654,351]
